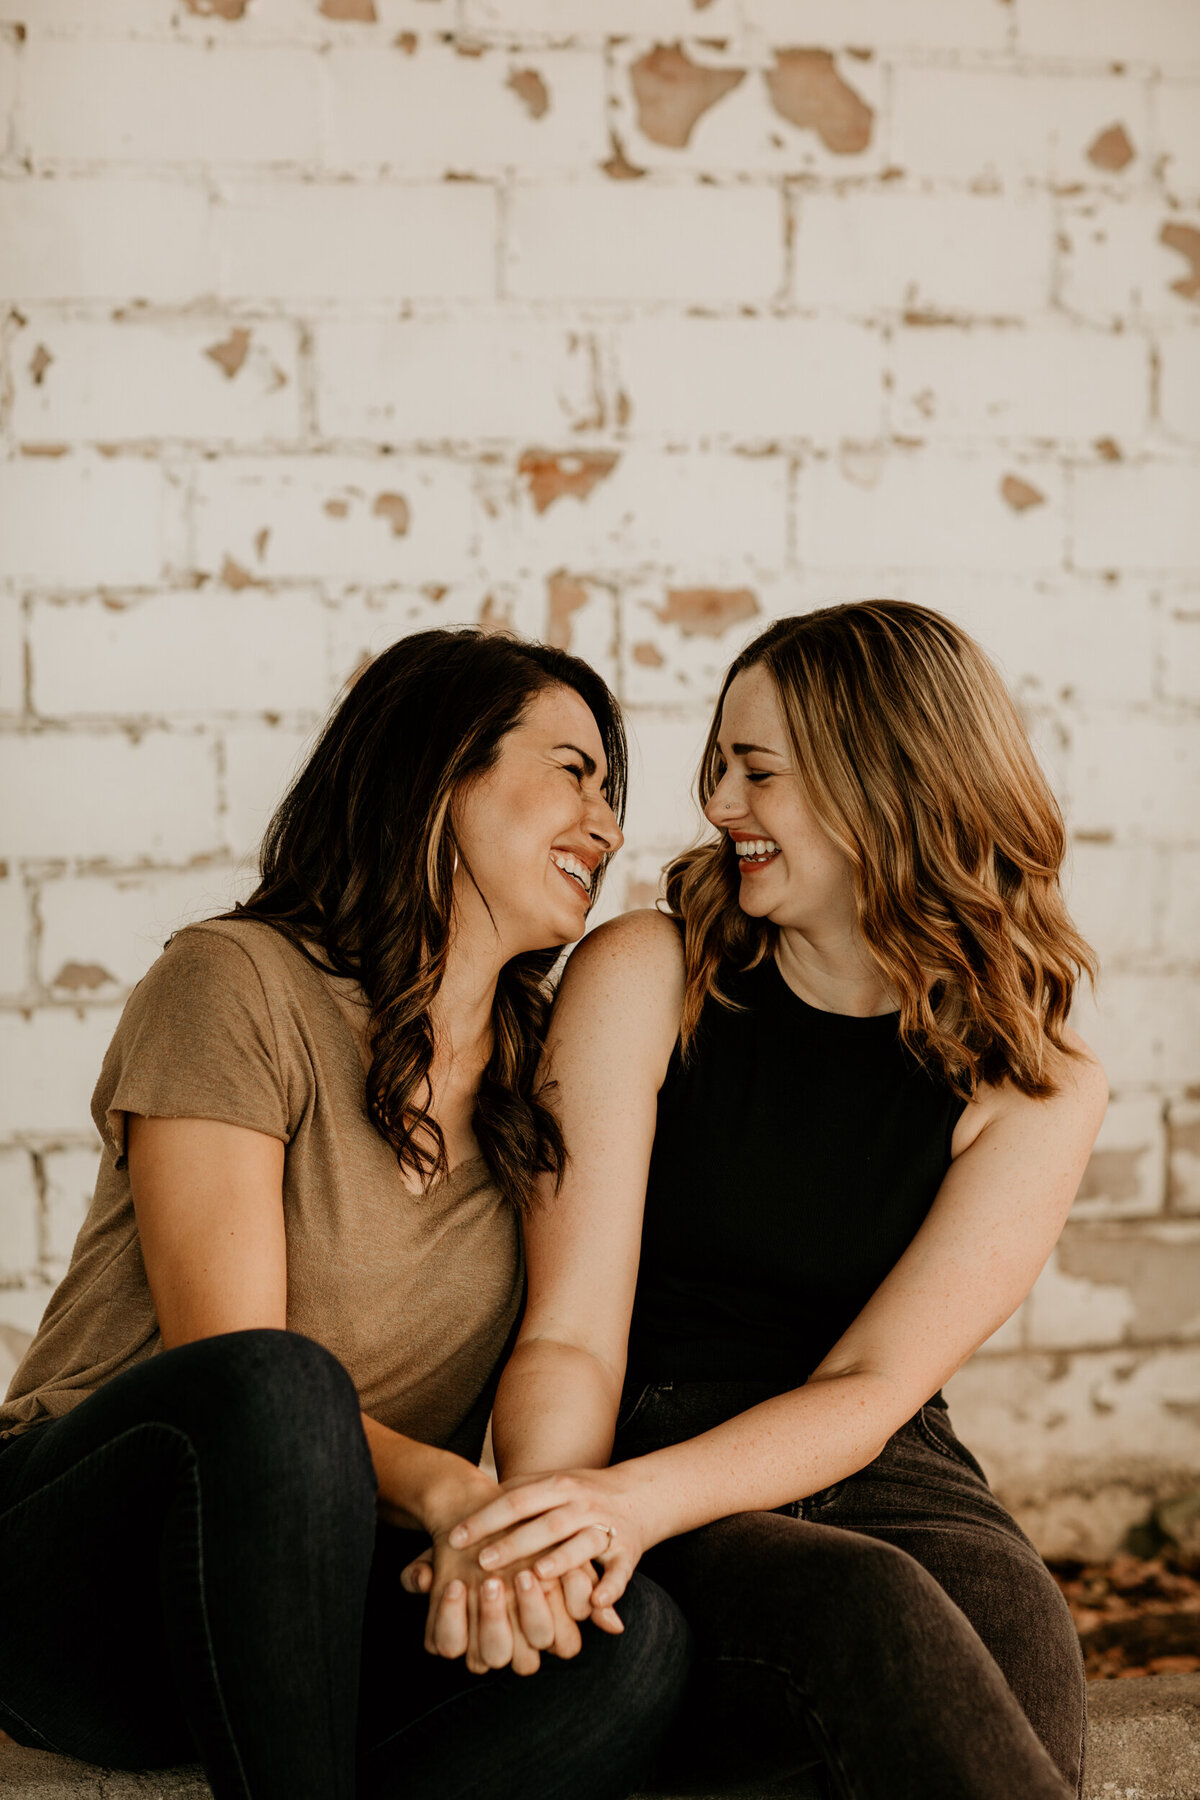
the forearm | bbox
[492,1338,622,1480]
[360,1412,493,1534]
[615,1368,899,1550]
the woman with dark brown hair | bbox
[433,602,1108,1800]
[0,629,690,1800]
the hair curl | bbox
[227,628,627,1213]
[665,601,1096,1099]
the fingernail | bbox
[484,1578,502,1598]
[478,1548,499,1568]
[446,1580,464,1599]
[604,1607,621,1623]
[449,1527,468,1547]
[516,1570,534,1591]
[535,1558,555,1576]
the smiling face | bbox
[704,662,857,938]
[452,682,623,958]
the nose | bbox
[586,793,624,856]
[704,772,745,828]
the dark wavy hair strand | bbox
[226,628,627,1214]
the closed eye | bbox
[746,772,773,783]
[562,763,586,782]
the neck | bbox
[774,921,896,1018]
[431,907,506,1074]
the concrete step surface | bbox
[1,1675,1198,1800]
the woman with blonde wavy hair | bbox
[423,602,1108,1800]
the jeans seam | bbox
[707,1652,860,1800]
[915,1404,967,1465]
[615,1383,652,1435]
[0,1420,252,1799]
[0,1694,64,1756]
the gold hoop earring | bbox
[452,848,459,876]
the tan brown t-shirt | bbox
[0,919,524,1456]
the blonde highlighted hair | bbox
[664,601,1096,1098]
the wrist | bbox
[609,1453,675,1551]
[361,1412,496,1537]
[417,1461,497,1538]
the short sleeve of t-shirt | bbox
[92,924,290,1166]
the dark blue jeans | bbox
[615,1377,1084,1800]
[0,1330,691,1800]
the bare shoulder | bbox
[551,909,685,1082]
[565,907,685,986]
[953,1028,1108,1158]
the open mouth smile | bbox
[733,837,781,872]
[550,850,594,899]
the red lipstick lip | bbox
[551,858,591,901]
[550,844,601,874]
[736,845,781,876]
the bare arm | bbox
[127,1113,570,1672]
[490,910,684,1483]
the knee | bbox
[165,1330,372,1499]
[826,1534,937,1610]
[600,1575,693,1717]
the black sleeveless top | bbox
[627,954,967,1385]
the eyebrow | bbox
[554,742,609,795]
[729,741,785,757]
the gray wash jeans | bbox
[615,1378,1083,1800]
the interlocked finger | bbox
[430,1579,468,1659]
[514,1568,557,1650]
[474,1577,515,1671]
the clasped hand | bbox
[403,1467,642,1673]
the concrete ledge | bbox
[2,1676,1198,1799]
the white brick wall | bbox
[1,0,1198,1549]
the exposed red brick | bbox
[1000,474,1045,512]
[545,570,590,651]
[324,498,350,519]
[632,640,664,667]
[765,49,873,155]
[630,44,744,149]
[204,326,250,380]
[1161,222,1200,301]
[455,39,486,58]
[20,443,68,457]
[518,449,618,514]
[319,0,376,18]
[508,68,549,120]
[373,491,411,536]
[254,526,271,560]
[29,343,52,386]
[616,389,633,427]
[220,555,259,590]
[1087,123,1135,171]
[1075,829,1115,843]
[422,582,448,602]
[52,961,114,993]
[601,132,647,180]
[183,0,249,16]
[394,31,417,53]
[656,586,758,638]
[1094,437,1122,462]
